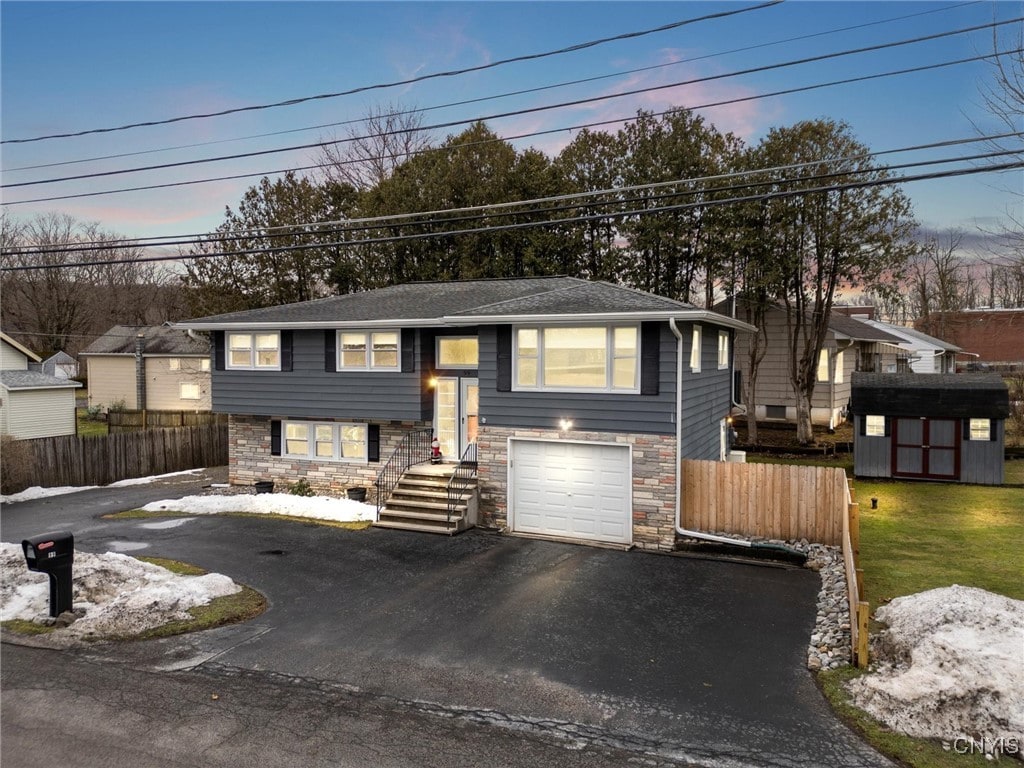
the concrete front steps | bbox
[375,464,478,535]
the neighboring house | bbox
[0,332,81,440]
[861,320,961,374]
[851,372,1008,485]
[179,277,754,551]
[917,309,1024,369]
[80,325,212,411]
[722,300,909,429]
[34,350,80,381]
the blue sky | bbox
[2,1,1021,251]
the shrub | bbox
[288,478,315,497]
[85,404,104,421]
[0,435,34,495]
[108,398,127,414]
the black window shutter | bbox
[401,329,415,372]
[496,326,512,392]
[280,331,293,371]
[325,331,337,372]
[859,416,866,437]
[991,420,997,442]
[368,424,380,462]
[270,420,282,456]
[640,322,660,396]
[213,331,225,371]
[884,416,891,437]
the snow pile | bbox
[0,542,240,642]
[1,469,205,504]
[141,492,377,522]
[847,585,1024,755]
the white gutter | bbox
[176,311,758,334]
[668,317,753,549]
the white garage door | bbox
[510,440,631,544]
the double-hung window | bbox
[338,331,399,371]
[690,326,702,373]
[228,332,280,370]
[717,331,729,370]
[514,325,638,392]
[179,382,201,400]
[284,421,368,461]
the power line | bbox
[6,46,1021,208]
[7,17,1019,191]
[11,134,1020,255]
[5,161,1020,271]
[1,2,781,145]
[2,0,983,173]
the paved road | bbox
[1,474,892,768]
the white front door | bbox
[435,377,479,461]
[509,439,632,544]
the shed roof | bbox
[0,370,82,391]
[850,372,1009,418]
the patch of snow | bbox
[847,585,1024,757]
[1,485,99,504]
[108,469,205,487]
[0,542,240,642]
[140,492,377,522]
[1,468,208,505]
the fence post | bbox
[848,501,860,558]
[856,601,870,668]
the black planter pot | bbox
[346,487,367,502]
[254,480,275,494]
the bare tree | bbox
[911,230,969,335]
[0,212,178,356]
[316,103,433,191]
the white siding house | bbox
[0,333,81,439]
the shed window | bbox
[864,415,886,437]
[967,418,992,441]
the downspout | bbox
[669,318,803,558]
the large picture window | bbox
[337,331,399,371]
[227,332,280,370]
[514,325,638,392]
[283,421,368,462]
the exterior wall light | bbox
[559,419,573,432]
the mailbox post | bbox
[22,532,75,618]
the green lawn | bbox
[76,408,108,437]
[853,473,1024,604]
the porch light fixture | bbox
[427,376,438,389]
[559,419,573,432]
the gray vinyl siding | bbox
[212,329,428,420]
[477,323,678,436]
[961,421,1004,485]
[679,325,734,460]
[853,415,891,478]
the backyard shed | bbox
[850,372,1009,485]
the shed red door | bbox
[892,417,960,480]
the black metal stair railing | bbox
[446,442,478,523]
[375,428,434,515]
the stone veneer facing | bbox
[475,426,678,552]
[228,415,432,499]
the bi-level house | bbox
[179,277,753,551]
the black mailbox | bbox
[22,531,75,618]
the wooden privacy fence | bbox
[108,410,228,433]
[681,459,847,545]
[681,459,868,667]
[17,424,227,488]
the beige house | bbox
[723,302,908,429]
[0,332,81,439]
[81,325,212,412]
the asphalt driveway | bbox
[1,479,891,767]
